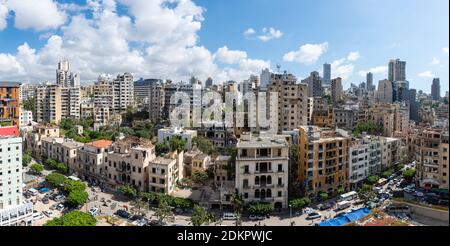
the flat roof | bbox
[237,137,288,148]
[151,157,175,166]
[0,81,21,87]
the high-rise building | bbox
[56,59,80,88]
[331,77,343,103]
[35,84,62,124]
[235,134,289,208]
[267,72,308,132]
[376,79,393,104]
[61,87,81,119]
[112,73,134,113]
[298,126,350,197]
[205,77,213,88]
[323,63,331,86]
[349,135,381,189]
[302,71,323,97]
[0,82,21,127]
[366,72,374,91]
[431,78,441,100]
[0,127,33,226]
[393,80,409,102]
[260,68,271,89]
[388,59,406,82]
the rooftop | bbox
[0,81,21,87]
[237,135,288,148]
[151,156,176,166]
[86,139,113,148]
[116,136,154,148]
[0,126,19,137]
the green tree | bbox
[169,137,187,152]
[63,180,87,193]
[118,185,138,199]
[141,192,160,206]
[193,136,218,156]
[352,122,383,136]
[154,200,174,224]
[190,205,216,226]
[403,168,416,182]
[45,173,67,187]
[358,184,376,203]
[30,163,44,175]
[66,189,89,208]
[44,211,96,226]
[381,170,394,179]
[319,192,329,201]
[156,143,170,156]
[22,151,32,167]
[192,171,209,185]
[56,162,68,174]
[337,187,345,195]
[23,97,35,118]
[289,197,311,210]
[46,159,58,169]
[365,175,380,185]
[171,197,193,210]
[247,202,274,215]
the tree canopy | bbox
[190,205,216,226]
[44,211,96,226]
[289,197,311,210]
[352,122,383,136]
[193,136,218,156]
[30,163,44,174]
[45,173,68,187]
[403,168,416,182]
[118,185,138,199]
[247,202,274,215]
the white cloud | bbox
[358,66,388,77]
[431,57,440,65]
[214,46,248,64]
[6,0,67,31]
[347,52,360,61]
[443,47,449,55]
[243,28,255,37]
[283,42,328,65]
[244,27,283,42]
[0,2,7,31]
[0,0,270,84]
[258,27,283,42]
[418,71,436,78]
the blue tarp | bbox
[319,208,371,226]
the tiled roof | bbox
[0,126,19,137]
[86,139,113,148]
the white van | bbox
[222,213,237,220]
[27,188,39,196]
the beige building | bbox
[298,126,350,198]
[235,134,289,209]
[183,149,211,177]
[380,137,401,169]
[213,155,233,187]
[41,137,84,171]
[267,72,308,132]
[35,84,62,124]
[149,151,184,195]
[368,103,409,137]
[331,77,343,103]
[25,124,60,160]
[75,140,113,187]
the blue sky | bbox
[0,0,448,94]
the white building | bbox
[0,128,33,226]
[112,73,134,113]
[157,128,197,150]
[349,136,381,189]
[380,137,401,169]
[20,109,33,127]
[235,134,289,209]
[61,87,81,119]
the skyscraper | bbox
[302,71,323,97]
[331,77,343,103]
[366,72,374,91]
[388,59,406,82]
[56,59,80,88]
[323,63,331,86]
[260,68,271,89]
[376,79,393,103]
[205,77,213,88]
[431,78,441,100]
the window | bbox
[278,164,283,172]
[138,168,142,173]
[244,165,249,174]
[244,193,248,199]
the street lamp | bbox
[289,204,292,226]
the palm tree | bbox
[231,193,244,226]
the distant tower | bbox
[323,63,331,86]
[388,59,406,82]
[431,78,441,100]
[366,72,373,91]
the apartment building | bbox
[148,80,165,122]
[19,109,33,127]
[80,101,95,119]
[333,106,359,131]
[235,134,289,209]
[106,137,156,192]
[19,84,37,102]
[415,127,449,189]
[302,71,323,97]
[213,155,233,187]
[298,126,350,198]
[0,82,21,127]
[311,108,333,128]
[368,103,409,137]
[61,87,81,120]
[307,97,329,125]
[183,149,211,177]
[348,136,381,189]
[149,151,184,195]
[380,137,401,169]
[112,73,134,113]
[75,140,113,187]
[157,128,197,150]
[25,124,60,160]
[35,84,62,124]
[41,137,84,172]
[267,72,308,132]
[331,77,343,103]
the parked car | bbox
[43,210,54,217]
[32,212,44,220]
[54,195,66,202]
[88,207,99,216]
[132,218,148,226]
[306,212,322,220]
[317,203,333,211]
[222,213,237,220]
[50,204,58,210]
[42,198,49,204]
[148,220,167,226]
[115,209,131,219]
[56,204,65,211]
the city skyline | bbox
[0,0,449,95]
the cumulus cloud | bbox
[329,51,360,80]
[358,66,388,77]
[283,42,328,65]
[347,52,360,61]
[418,71,436,78]
[6,0,67,31]
[0,2,7,31]
[243,28,255,37]
[0,0,270,84]
[431,57,440,65]
[244,27,283,42]
[443,47,449,55]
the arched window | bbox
[255,189,260,198]
[260,189,266,199]
[267,176,272,185]
[266,189,272,198]
[255,176,260,185]
[127,163,131,171]
[261,176,267,186]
